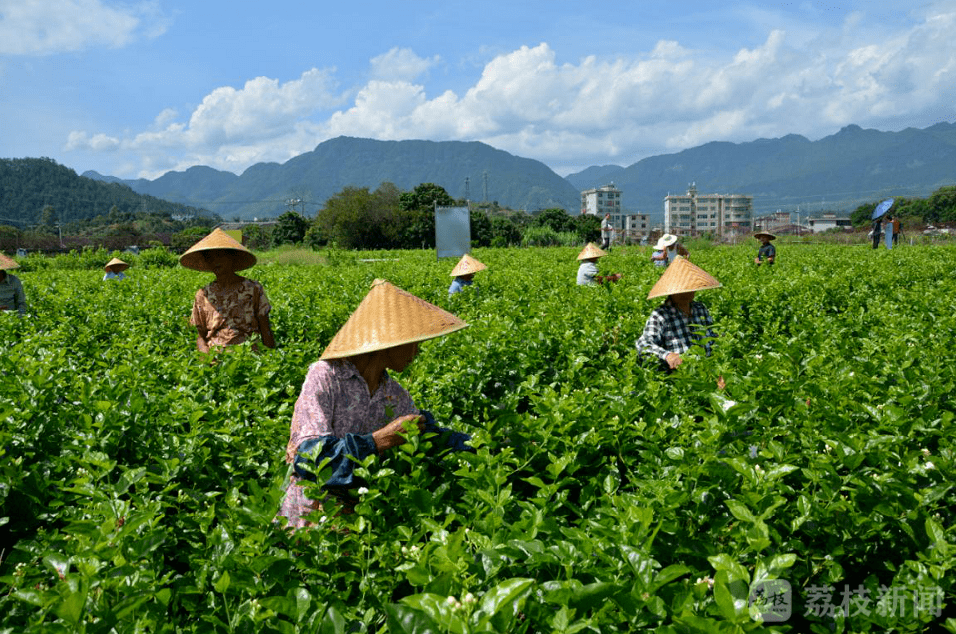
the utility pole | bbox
[483,171,489,202]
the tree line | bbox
[850,185,956,227]
[261,182,601,251]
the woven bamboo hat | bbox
[449,253,487,277]
[577,242,607,260]
[654,234,679,250]
[320,279,469,360]
[104,257,129,272]
[0,253,19,270]
[179,227,256,272]
[647,256,721,299]
[754,231,776,240]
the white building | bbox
[581,184,622,217]
[754,211,792,234]
[808,213,852,233]
[663,184,753,238]
[580,183,650,243]
[612,213,650,243]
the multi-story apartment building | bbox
[613,213,650,243]
[663,184,753,238]
[580,184,650,243]
[581,184,622,217]
[754,211,792,234]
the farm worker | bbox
[448,253,486,296]
[753,232,776,266]
[892,216,902,245]
[650,234,688,267]
[576,242,621,286]
[601,213,614,250]
[636,256,720,373]
[103,257,129,281]
[278,279,473,529]
[0,253,27,316]
[180,227,275,353]
[871,217,882,249]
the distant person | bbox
[576,242,621,286]
[650,234,688,267]
[601,213,614,250]
[180,227,275,353]
[892,216,902,245]
[103,257,129,281]
[871,217,882,249]
[753,232,776,266]
[0,253,26,316]
[448,253,487,296]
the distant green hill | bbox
[0,157,217,228]
[84,137,582,220]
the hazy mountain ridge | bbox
[62,120,956,223]
[86,138,581,220]
[569,123,956,217]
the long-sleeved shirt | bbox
[0,273,26,315]
[635,301,715,361]
[448,277,475,295]
[277,358,470,530]
[757,243,776,263]
[577,261,599,285]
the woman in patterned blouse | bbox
[180,228,275,352]
[278,279,470,530]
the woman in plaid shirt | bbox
[636,256,721,371]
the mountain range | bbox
[69,120,956,223]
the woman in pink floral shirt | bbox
[180,228,275,352]
[278,279,470,530]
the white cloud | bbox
[67,5,956,178]
[66,68,346,177]
[369,47,440,82]
[0,0,167,55]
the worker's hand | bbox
[717,375,726,390]
[665,352,682,370]
[754,258,761,265]
[372,414,424,453]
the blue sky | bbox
[2,0,955,180]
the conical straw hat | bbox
[179,227,257,272]
[104,257,129,272]
[320,279,469,360]
[577,242,607,260]
[449,253,487,277]
[646,256,721,299]
[0,253,19,270]
[753,231,776,240]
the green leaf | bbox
[725,499,756,523]
[213,570,231,593]
[384,603,442,634]
[478,577,534,618]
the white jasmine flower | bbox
[357,487,369,495]
[926,462,936,470]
